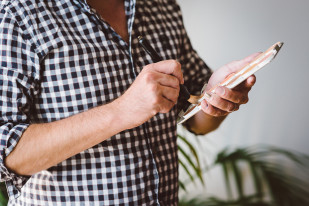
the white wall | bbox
[177,0,309,199]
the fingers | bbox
[234,75,256,92]
[147,84,178,113]
[215,86,249,104]
[247,75,256,86]
[141,60,183,114]
[149,60,184,84]
[145,71,180,89]
[157,96,176,113]
[120,60,184,128]
[202,53,260,118]
[158,84,179,104]
[203,83,254,116]
[206,94,239,113]
[201,100,229,117]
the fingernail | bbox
[216,87,225,95]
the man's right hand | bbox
[114,60,184,129]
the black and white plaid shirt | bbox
[0,0,211,205]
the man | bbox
[0,0,258,205]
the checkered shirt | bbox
[0,0,211,205]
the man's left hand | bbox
[201,52,261,117]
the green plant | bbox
[0,182,8,206]
[180,195,274,206]
[178,134,205,191]
[178,138,309,206]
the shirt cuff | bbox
[0,123,31,198]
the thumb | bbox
[242,52,262,64]
[228,52,262,73]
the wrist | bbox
[186,110,227,135]
[104,99,132,131]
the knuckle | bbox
[228,103,235,112]
[169,101,176,109]
[161,103,173,114]
[175,61,181,69]
[246,97,249,103]
[175,83,180,91]
[149,91,160,106]
[175,88,180,97]
[167,92,178,104]
[235,96,241,104]
[170,60,179,68]
[172,93,179,103]
[213,111,220,117]
[169,60,181,71]
[153,95,161,105]
[151,109,158,116]
[144,72,155,82]
[220,88,227,98]
[172,77,180,88]
[217,109,226,116]
[161,109,169,114]
[242,96,249,104]
[150,83,158,93]
[223,112,229,116]
[207,105,217,116]
[209,95,220,108]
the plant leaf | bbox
[178,145,204,185]
[231,160,244,199]
[249,161,263,200]
[179,157,195,184]
[178,135,202,175]
[222,161,233,199]
[179,180,186,192]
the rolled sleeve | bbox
[0,5,40,198]
[0,123,30,198]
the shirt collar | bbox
[72,0,90,9]
[78,0,87,3]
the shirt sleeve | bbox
[0,7,40,198]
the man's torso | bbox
[3,0,185,205]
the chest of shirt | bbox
[27,0,183,122]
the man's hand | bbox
[185,52,261,135]
[114,60,184,129]
[201,52,261,116]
